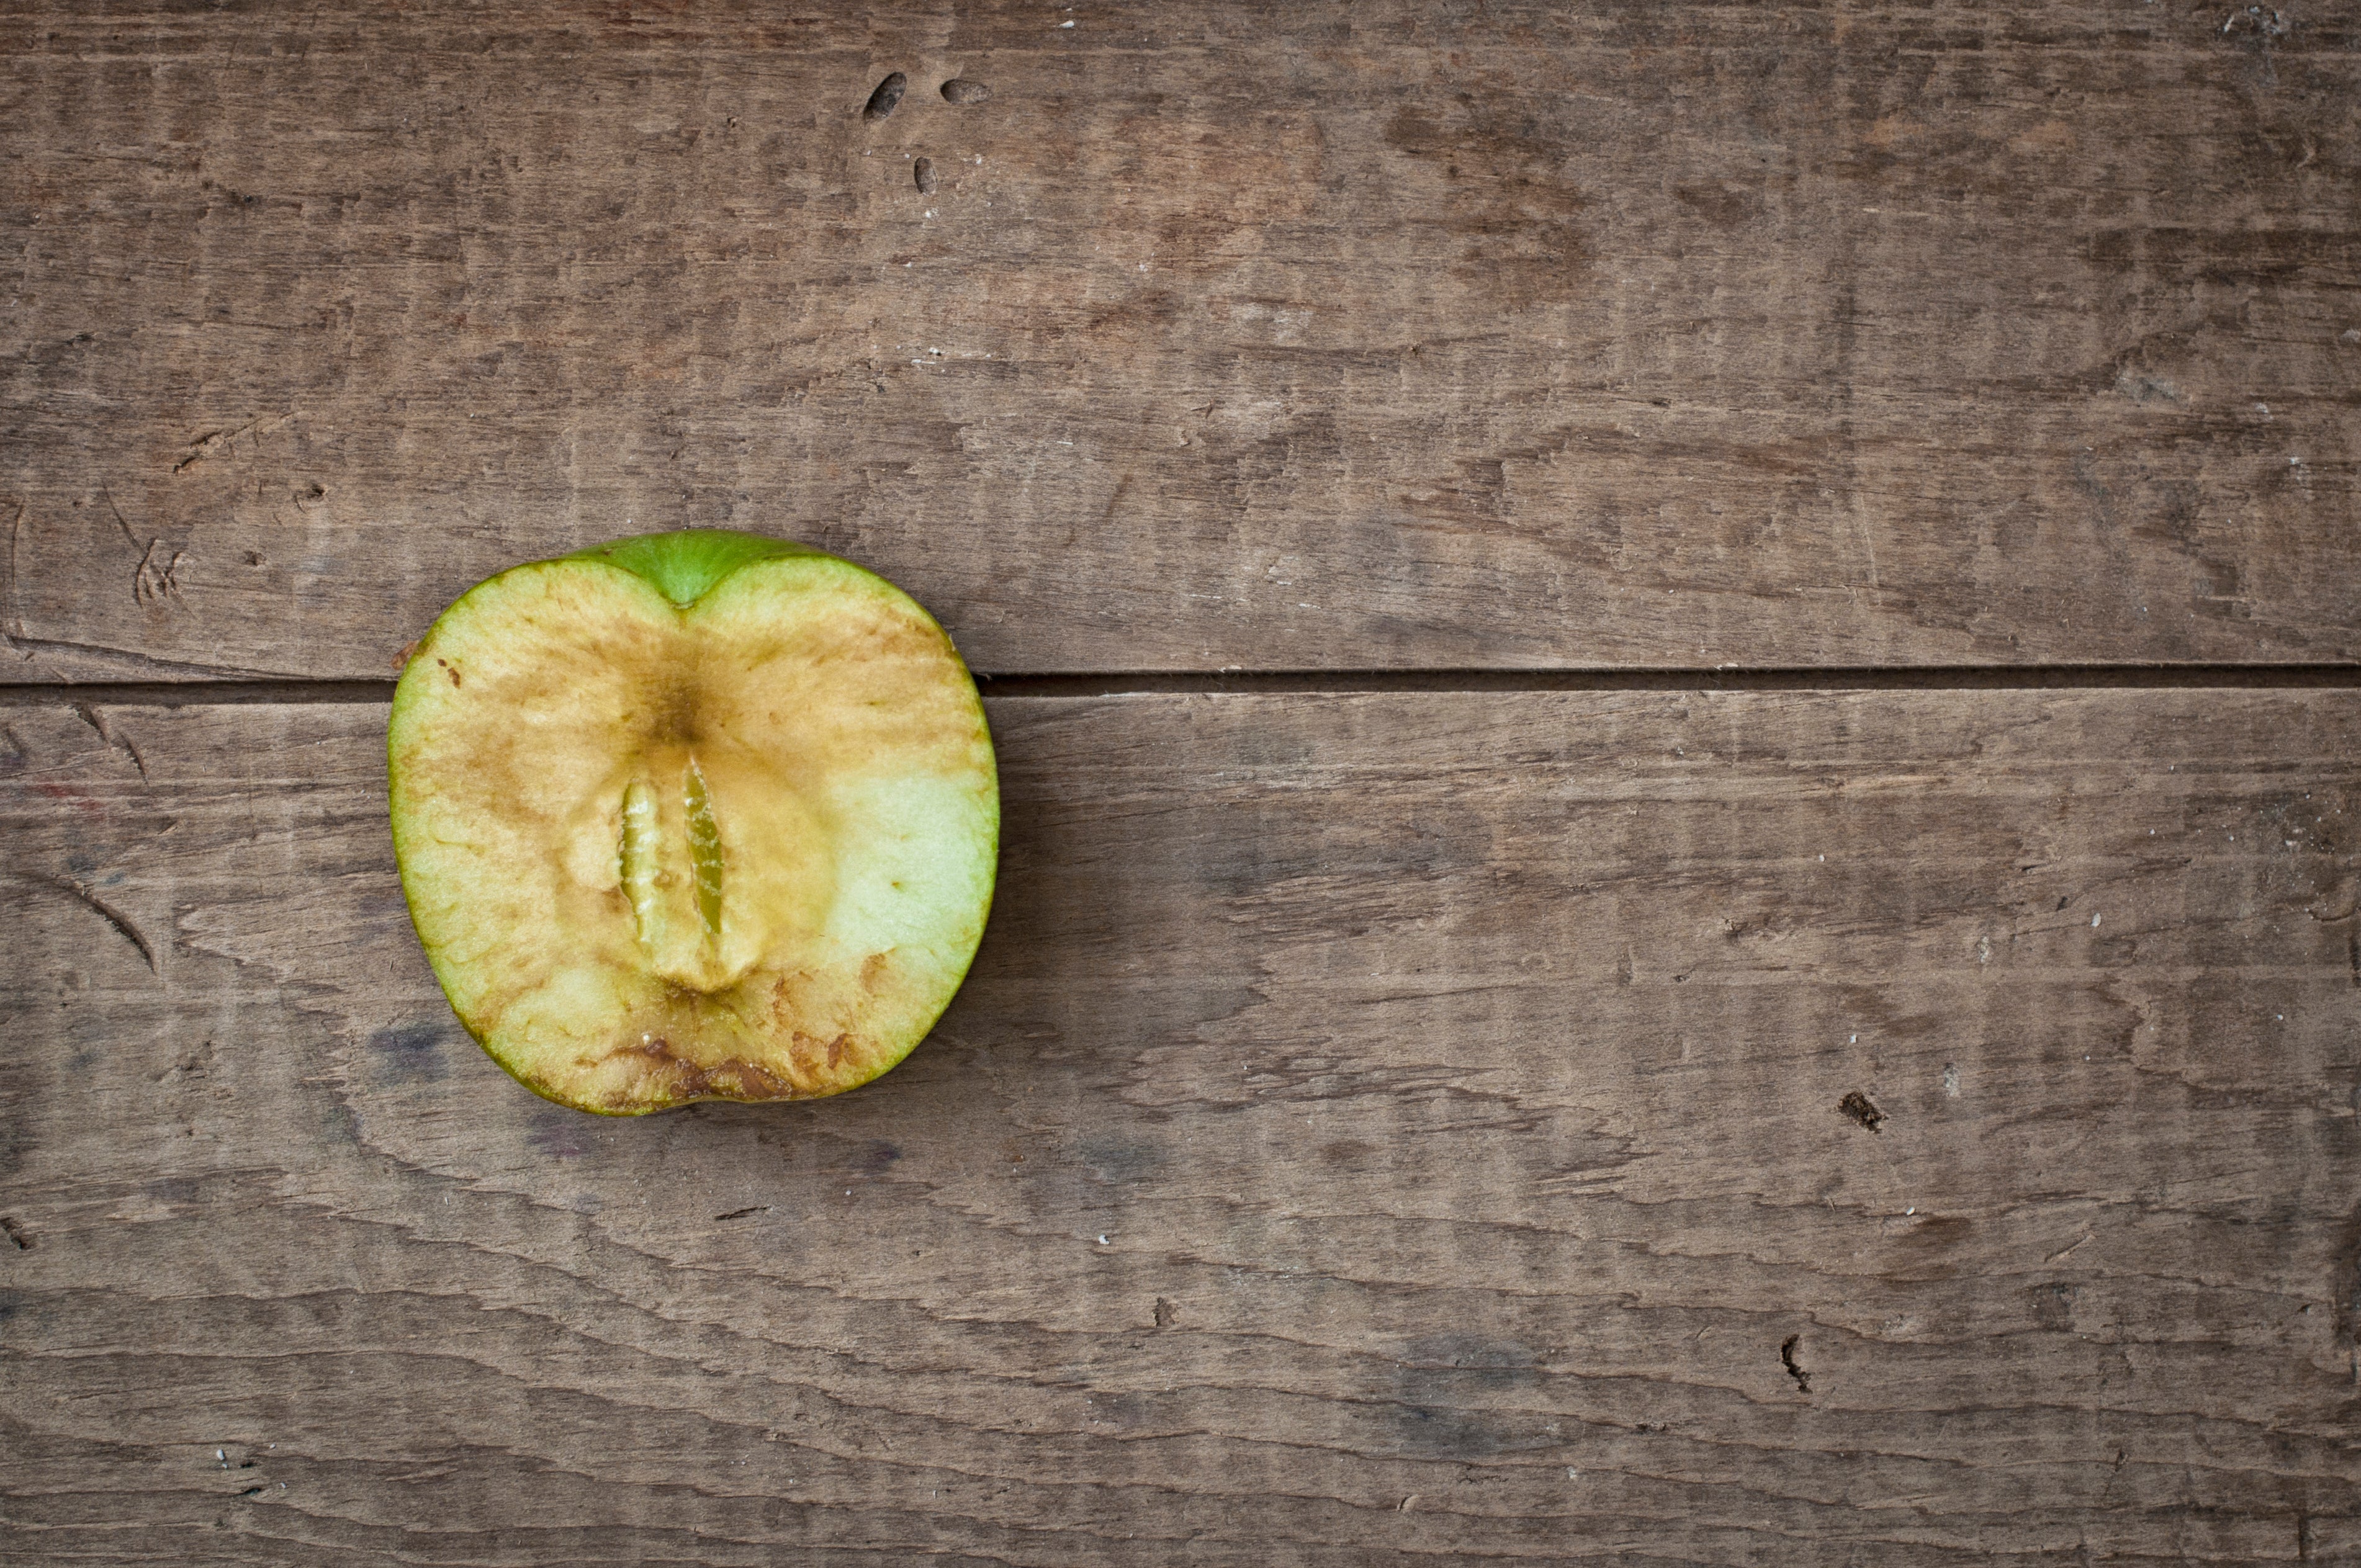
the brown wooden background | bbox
[6,3,2359,1562]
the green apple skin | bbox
[388,530,999,1116]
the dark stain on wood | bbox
[366,1021,448,1085]
[1838,1090,1886,1132]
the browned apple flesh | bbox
[389,547,997,1114]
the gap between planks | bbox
[2,665,2360,707]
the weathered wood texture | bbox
[5,691,2357,1564]
[4,1,2359,680]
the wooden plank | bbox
[3,1,2357,681]
[4,689,2356,1564]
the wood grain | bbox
[4,1,2359,680]
[5,691,2357,1563]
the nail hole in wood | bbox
[863,72,907,120]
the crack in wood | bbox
[173,412,297,475]
[70,702,150,783]
[7,665,2361,708]
[1779,1335,1812,1395]
[17,871,159,975]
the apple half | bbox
[388,530,998,1114]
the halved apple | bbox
[388,530,998,1114]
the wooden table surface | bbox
[5,4,2358,1563]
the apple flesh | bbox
[388,530,998,1114]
